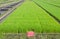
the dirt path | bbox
[0,0,24,23]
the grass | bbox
[39,0,60,6]
[0,0,60,33]
[33,0,60,20]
